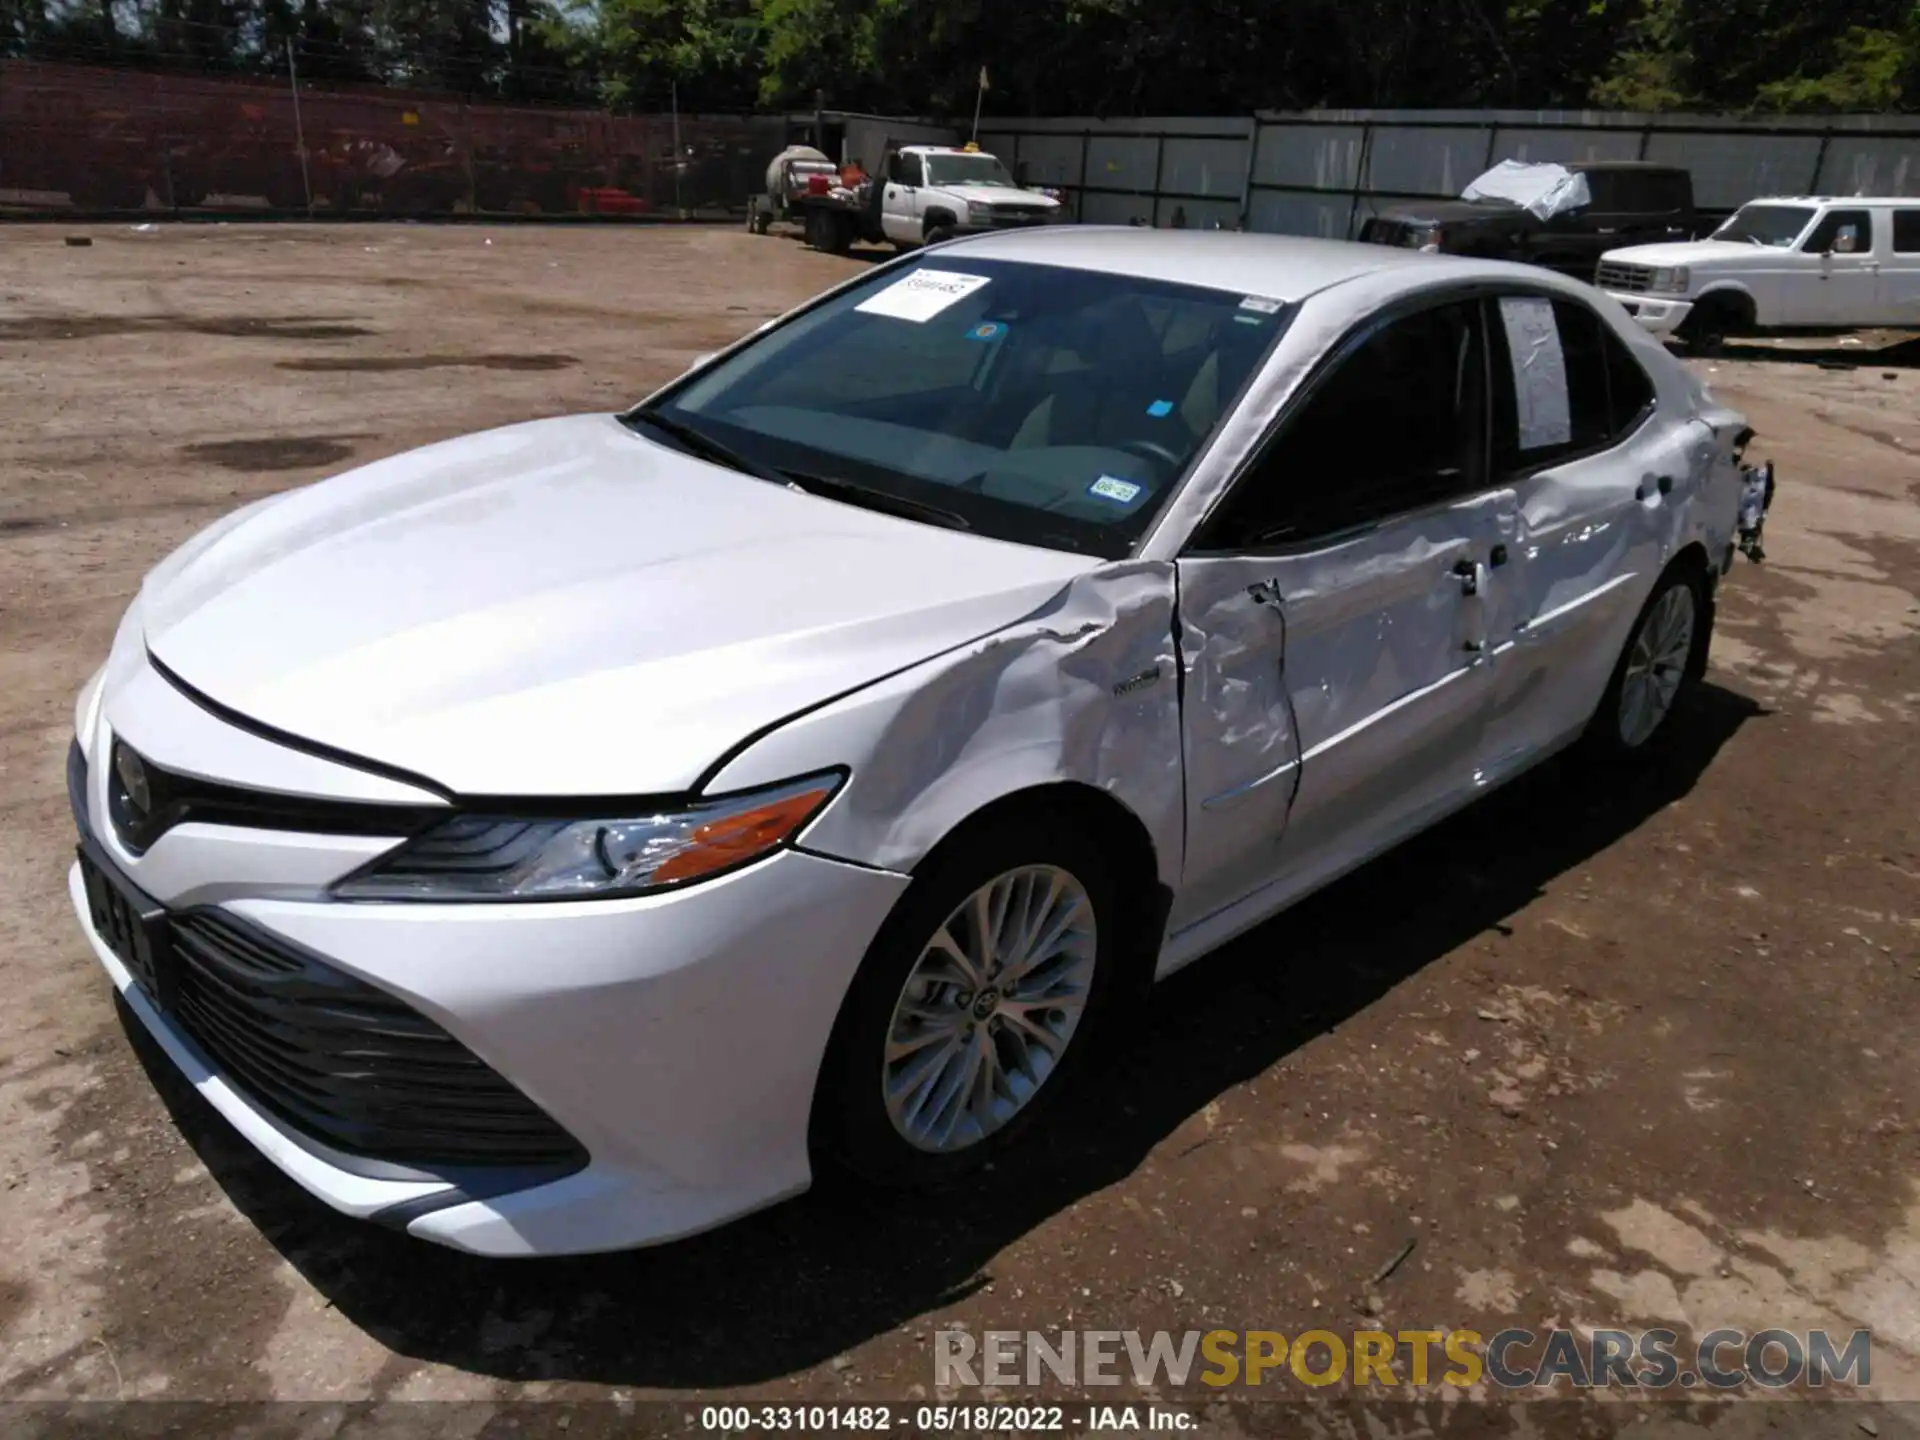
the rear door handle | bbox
[1451,558,1482,596]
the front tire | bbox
[1580,564,1709,762]
[811,812,1119,1189]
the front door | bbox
[1171,298,1513,932]
[1787,208,1879,326]
[881,152,922,244]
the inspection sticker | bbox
[965,320,1008,342]
[1146,399,1174,417]
[1238,295,1283,314]
[1088,475,1143,504]
[856,269,991,323]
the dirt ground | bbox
[1,223,1918,1432]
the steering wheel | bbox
[1118,438,1185,471]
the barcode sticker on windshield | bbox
[856,269,992,323]
[1238,295,1283,314]
[1088,476,1143,505]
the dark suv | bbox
[1359,161,1701,282]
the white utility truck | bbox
[1598,195,1920,352]
[750,142,1064,255]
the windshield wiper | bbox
[624,406,792,487]
[783,471,972,532]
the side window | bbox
[1893,210,1920,254]
[1803,209,1872,254]
[903,154,926,187]
[1199,302,1486,549]
[1489,296,1649,474]
[1581,170,1619,212]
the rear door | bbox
[1475,291,1700,782]
[1885,208,1920,327]
[1171,298,1513,931]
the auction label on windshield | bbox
[857,269,992,322]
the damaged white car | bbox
[68,229,1775,1256]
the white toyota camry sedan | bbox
[67,229,1776,1256]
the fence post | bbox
[1150,130,1164,225]
[1810,126,1832,194]
[1077,129,1090,222]
[285,40,313,217]
[1348,120,1375,239]
[1237,117,1258,229]
[155,72,175,212]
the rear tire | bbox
[1578,562,1711,764]
[811,811,1120,1190]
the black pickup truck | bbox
[1358,161,1705,282]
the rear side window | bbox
[1894,210,1920,254]
[1200,301,1487,548]
[1490,296,1653,474]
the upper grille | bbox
[103,738,439,855]
[167,908,588,1173]
[1597,261,1654,293]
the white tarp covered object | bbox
[1462,160,1592,221]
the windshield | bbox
[924,153,1018,188]
[645,258,1290,557]
[1714,204,1816,247]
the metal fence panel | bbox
[1817,136,1920,197]
[1248,187,1352,238]
[1640,130,1823,209]
[1014,132,1087,188]
[1251,122,1366,191]
[1081,189,1154,225]
[1488,126,1642,165]
[1085,134,1159,193]
[1364,124,1495,198]
[1159,135,1249,198]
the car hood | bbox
[1601,239,1760,267]
[938,185,1059,209]
[139,414,1094,797]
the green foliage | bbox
[3,0,1913,113]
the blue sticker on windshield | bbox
[1146,399,1174,418]
[1088,475,1143,505]
[965,320,1007,342]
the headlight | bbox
[1651,266,1690,294]
[967,200,992,222]
[333,772,843,902]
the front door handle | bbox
[1247,578,1283,608]
[1452,558,1481,596]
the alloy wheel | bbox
[881,865,1098,1153]
[1618,583,1697,748]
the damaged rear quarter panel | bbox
[705,563,1183,889]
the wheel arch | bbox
[921,206,958,237]
[1692,284,1758,326]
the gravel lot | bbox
[2,223,1917,1428]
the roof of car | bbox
[937,227,1467,304]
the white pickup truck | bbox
[873,144,1063,246]
[1598,196,1920,351]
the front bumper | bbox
[1603,291,1693,338]
[72,668,911,1256]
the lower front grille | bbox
[167,908,587,1173]
[1597,261,1654,293]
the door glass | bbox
[1197,301,1486,549]
[1489,296,1646,473]
[1802,209,1872,254]
[1894,211,1920,254]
